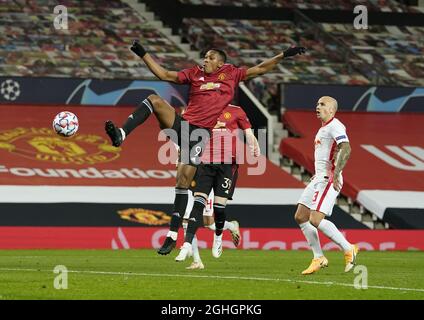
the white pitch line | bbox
[1,267,423,293]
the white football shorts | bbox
[297,175,342,216]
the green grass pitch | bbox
[0,249,423,300]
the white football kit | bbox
[298,118,349,216]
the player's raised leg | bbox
[105,94,176,147]
[294,203,328,275]
[310,210,358,272]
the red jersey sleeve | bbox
[232,66,247,83]
[237,108,251,130]
[177,66,196,84]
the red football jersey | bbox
[201,104,251,164]
[177,64,247,129]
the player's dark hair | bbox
[208,48,227,63]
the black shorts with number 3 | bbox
[193,163,239,200]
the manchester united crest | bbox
[0,127,120,165]
[117,208,171,225]
[224,112,232,120]
[218,73,226,81]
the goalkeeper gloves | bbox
[130,40,147,58]
[283,46,306,58]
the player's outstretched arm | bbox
[244,128,260,157]
[130,40,179,83]
[245,46,306,80]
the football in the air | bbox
[52,111,79,137]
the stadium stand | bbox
[0,0,195,79]
[182,18,372,85]
[321,23,424,86]
[173,0,423,111]
[181,17,373,113]
[1,0,422,110]
[179,0,422,12]
[179,14,422,109]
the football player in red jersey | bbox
[105,41,304,255]
[175,104,259,264]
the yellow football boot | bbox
[344,244,359,272]
[301,256,329,275]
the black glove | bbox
[283,46,306,58]
[130,40,147,58]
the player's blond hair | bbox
[320,96,338,114]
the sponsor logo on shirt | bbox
[213,121,226,129]
[200,82,221,90]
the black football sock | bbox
[122,98,153,136]
[169,188,189,233]
[185,196,207,243]
[214,203,226,236]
